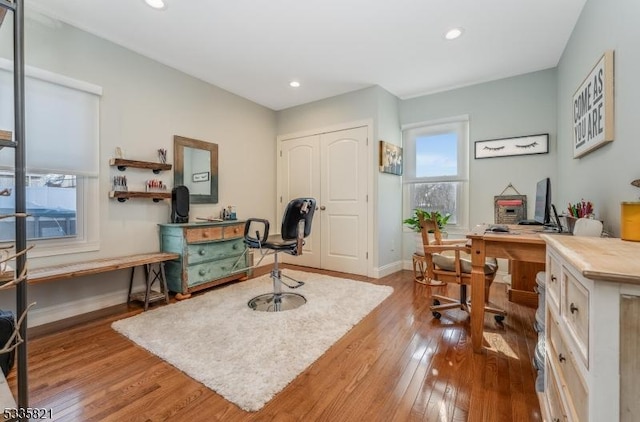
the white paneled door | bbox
[279,126,368,275]
[279,134,322,268]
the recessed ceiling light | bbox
[289,81,301,88]
[444,27,464,40]
[144,0,167,10]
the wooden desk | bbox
[467,226,547,353]
[509,260,545,308]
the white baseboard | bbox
[28,289,128,327]
[372,260,403,279]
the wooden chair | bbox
[418,214,505,322]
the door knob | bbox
[320,206,326,210]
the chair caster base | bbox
[432,311,442,319]
[494,314,505,323]
[248,292,307,312]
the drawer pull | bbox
[202,232,209,238]
[198,249,206,256]
[551,275,557,282]
[232,244,238,250]
[553,418,561,422]
[570,303,579,314]
[198,269,206,276]
[558,353,566,363]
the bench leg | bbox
[129,262,171,311]
[159,262,169,304]
[127,266,136,306]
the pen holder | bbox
[563,216,577,234]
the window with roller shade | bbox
[0,59,101,253]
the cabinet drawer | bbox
[548,314,588,422]
[547,253,561,314]
[185,226,223,243]
[187,256,243,287]
[546,363,568,422]
[223,223,244,239]
[563,270,589,365]
[186,238,244,265]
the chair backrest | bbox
[281,198,316,240]
[573,218,603,237]
[418,214,443,246]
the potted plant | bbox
[403,209,451,254]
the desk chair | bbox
[243,198,316,312]
[418,214,505,322]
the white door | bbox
[279,126,368,275]
[279,134,321,268]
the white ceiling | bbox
[26,0,586,111]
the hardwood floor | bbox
[7,266,542,421]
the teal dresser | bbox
[158,221,251,299]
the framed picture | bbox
[379,141,402,175]
[573,50,614,158]
[474,133,549,159]
[192,171,210,182]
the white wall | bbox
[2,0,635,326]
[556,0,640,236]
[399,69,558,260]
[0,14,277,325]
[276,85,401,276]
[374,88,402,274]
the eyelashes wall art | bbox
[474,133,549,159]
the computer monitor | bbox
[533,177,551,225]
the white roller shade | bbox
[0,58,101,176]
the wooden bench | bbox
[28,252,180,310]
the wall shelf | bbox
[0,129,12,141]
[109,191,171,203]
[109,158,171,174]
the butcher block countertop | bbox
[541,234,640,285]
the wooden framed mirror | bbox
[174,135,218,204]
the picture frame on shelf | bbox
[474,133,549,159]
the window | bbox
[403,118,469,230]
[0,59,102,257]
[0,172,77,242]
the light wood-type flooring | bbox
[8,265,542,421]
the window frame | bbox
[27,175,100,258]
[402,116,470,233]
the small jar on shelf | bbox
[145,179,168,193]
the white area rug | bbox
[111,270,393,412]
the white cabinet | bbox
[539,235,640,422]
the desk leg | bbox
[470,238,486,354]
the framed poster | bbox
[474,134,549,159]
[379,140,402,175]
[573,50,614,158]
[192,171,210,182]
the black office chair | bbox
[244,198,316,312]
